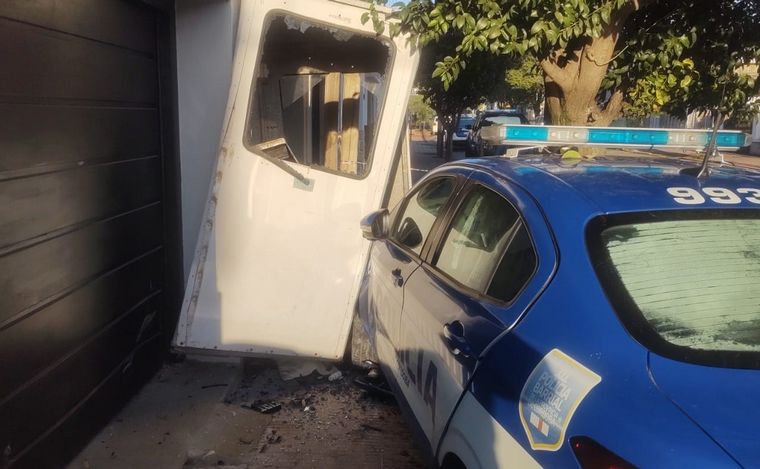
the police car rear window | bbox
[590,212,760,368]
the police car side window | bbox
[392,177,455,255]
[487,223,537,302]
[435,185,537,302]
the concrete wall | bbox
[175,0,239,281]
[752,115,760,155]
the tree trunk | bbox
[544,76,565,124]
[443,121,456,162]
[540,5,638,126]
[436,113,445,158]
[443,113,462,162]
[532,90,543,123]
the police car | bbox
[357,125,760,468]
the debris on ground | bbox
[241,401,282,414]
[70,358,423,469]
[353,376,394,398]
[327,370,343,382]
[182,449,217,467]
[257,428,283,453]
[200,383,228,390]
[274,357,337,381]
[238,361,424,468]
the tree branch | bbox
[596,88,626,125]
[541,55,573,92]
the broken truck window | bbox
[245,14,391,178]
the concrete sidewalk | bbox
[723,152,760,170]
[409,139,465,184]
[69,358,424,469]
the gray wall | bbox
[175,0,239,281]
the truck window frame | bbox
[241,10,398,181]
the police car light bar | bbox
[479,125,751,151]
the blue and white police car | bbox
[357,126,760,468]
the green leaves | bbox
[624,54,698,119]
[432,55,466,90]
[454,14,465,29]
[369,0,760,124]
[381,0,630,66]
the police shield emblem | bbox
[518,349,601,451]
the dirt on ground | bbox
[223,360,425,469]
[71,357,425,469]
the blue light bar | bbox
[480,125,751,151]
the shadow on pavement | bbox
[410,139,466,184]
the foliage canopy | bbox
[365,0,760,125]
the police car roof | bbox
[461,153,760,216]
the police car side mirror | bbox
[361,209,389,240]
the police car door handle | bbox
[391,268,404,287]
[443,321,472,359]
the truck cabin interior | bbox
[245,14,392,177]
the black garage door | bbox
[0,1,180,467]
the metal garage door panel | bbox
[0,157,162,249]
[0,204,163,325]
[0,104,159,174]
[0,0,156,53]
[0,19,157,104]
[0,1,173,466]
[0,251,163,398]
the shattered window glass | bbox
[245,14,391,178]
[602,218,760,352]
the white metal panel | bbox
[175,0,237,278]
[439,392,541,469]
[174,0,418,359]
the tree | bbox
[416,34,511,160]
[504,56,545,118]
[407,94,436,132]
[365,0,760,126]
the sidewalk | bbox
[409,139,465,184]
[69,358,424,469]
[723,152,760,170]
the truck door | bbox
[173,0,418,359]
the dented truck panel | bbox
[173,0,419,359]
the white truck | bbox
[173,0,419,361]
